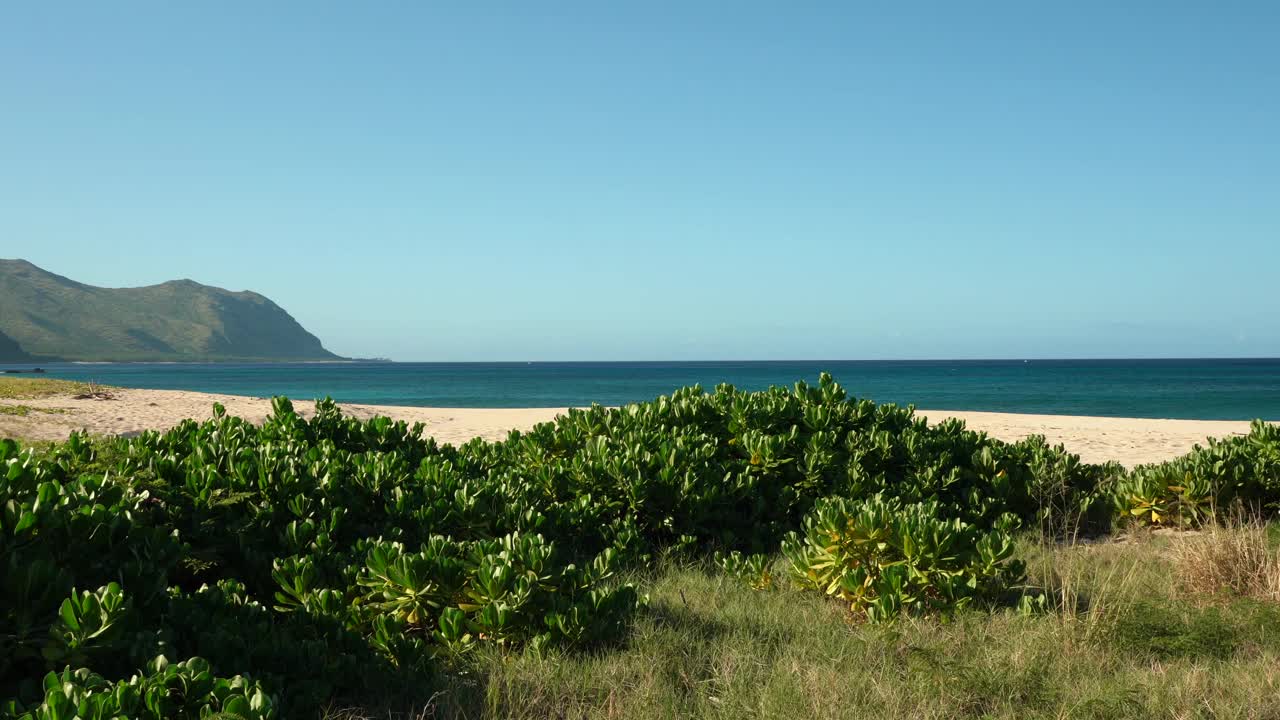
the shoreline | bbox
[0,385,1268,467]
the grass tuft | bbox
[1172,523,1280,604]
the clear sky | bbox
[3,2,1277,361]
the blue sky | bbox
[3,2,1277,360]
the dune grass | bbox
[334,529,1280,720]
[0,376,95,399]
[0,404,68,416]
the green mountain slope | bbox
[0,330,32,362]
[0,259,342,362]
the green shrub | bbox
[0,376,1127,714]
[10,656,274,720]
[713,550,775,590]
[781,495,1025,621]
[1113,420,1280,527]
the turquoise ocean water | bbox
[17,359,1280,420]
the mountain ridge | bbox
[0,259,342,362]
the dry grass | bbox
[323,534,1280,720]
[1172,522,1280,604]
[1023,535,1151,638]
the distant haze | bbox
[3,3,1277,361]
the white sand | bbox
[910,409,1258,466]
[0,387,1266,467]
[0,388,564,448]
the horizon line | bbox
[35,356,1280,365]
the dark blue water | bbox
[15,359,1280,420]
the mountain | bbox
[0,330,32,362]
[0,259,342,362]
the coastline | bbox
[0,385,1266,467]
[25,358,1280,422]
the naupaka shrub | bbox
[1112,420,1280,527]
[2,374,1185,716]
[782,495,1023,621]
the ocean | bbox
[18,359,1280,420]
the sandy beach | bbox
[0,385,1265,467]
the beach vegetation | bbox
[780,495,1025,621]
[0,405,68,418]
[2,376,1278,717]
[0,378,93,400]
[1171,522,1280,603]
[1112,420,1280,527]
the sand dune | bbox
[0,386,1264,467]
